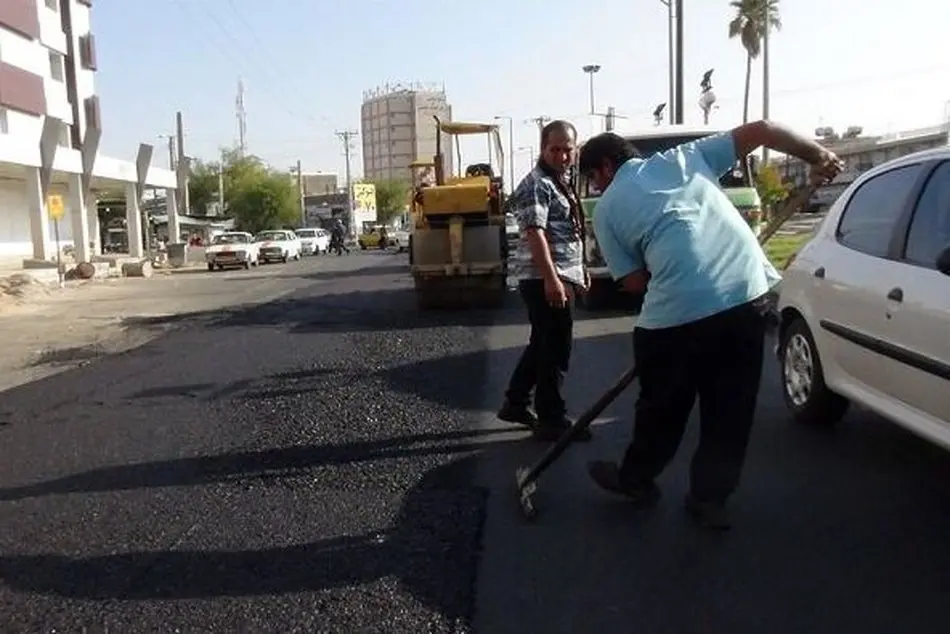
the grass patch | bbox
[764,233,812,269]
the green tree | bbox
[367,179,410,225]
[728,0,781,123]
[228,170,299,234]
[755,163,791,211]
[186,148,270,216]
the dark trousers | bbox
[505,279,574,422]
[619,297,768,503]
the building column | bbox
[166,187,182,242]
[25,166,52,260]
[87,194,101,255]
[67,173,91,262]
[125,183,144,257]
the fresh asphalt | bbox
[0,252,947,633]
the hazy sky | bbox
[94,0,950,178]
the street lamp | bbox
[582,64,601,114]
[494,115,515,193]
[659,1,676,124]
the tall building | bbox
[0,0,178,262]
[301,172,338,195]
[361,83,453,182]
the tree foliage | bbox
[366,179,410,225]
[186,147,297,232]
[728,0,782,123]
[755,163,791,209]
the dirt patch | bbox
[0,274,53,310]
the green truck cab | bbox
[576,126,762,311]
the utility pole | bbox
[674,0,684,124]
[236,78,247,158]
[660,0,676,124]
[527,115,551,147]
[295,159,305,227]
[336,130,358,237]
[175,111,190,214]
[218,149,225,215]
[761,2,771,165]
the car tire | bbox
[779,317,850,426]
[207,263,215,272]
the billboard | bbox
[352,183,377,227]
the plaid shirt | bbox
[508,167,585,286]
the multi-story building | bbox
[360,83,453,183]
[301,172,338,196]
[0,0,177,264]
[775,124,950,209]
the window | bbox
[0,108,8,134]
[49,51,64,82]
[836,163,924,257]
[57,122,71,147]
[904,161,950,268]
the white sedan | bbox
[776,147,950,449]
[296,227,330,255]
[205,232,259,270]
[254,230,302,264]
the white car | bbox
[388,228,410,252]
[205,232,259,271]
[296,227,330,255]
[776,147,950,450]
[255,229,302,264]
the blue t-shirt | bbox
[592,132,781,330]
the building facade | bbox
[775,124,950,209]
[301,172,338,196]
[360,83,452,182]
[0,0,177,263]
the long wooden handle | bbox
[757,182,821,246]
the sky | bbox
[93,0,950,180]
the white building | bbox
[0,0,179,265]
[361,83,453,182]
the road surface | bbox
[0,252,947,633]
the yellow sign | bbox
[47,194,65,220]
[352,183,377,213]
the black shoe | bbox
[533,417,592,442]
[684,493,732,530]
[587,460,661,507]
[497,400,537,428]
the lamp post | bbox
[582,64,601,115]
[494,115,515,192]
[659,1,675,124]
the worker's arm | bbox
[592,197,649,294]
[732,120,831,165]
[525,229,560,284]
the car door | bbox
[878,160,950,425]
[809,162,928,392]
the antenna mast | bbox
[236,78,247,156]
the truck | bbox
[576,125,763,311]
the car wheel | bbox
[779,317,849,426]
[243,261,250,269]
[207,263,215,272]
[360,243,367,250]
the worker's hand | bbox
[582,269,591,293]
[809,150,845,185]
[544,276,568,308]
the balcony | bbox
[0,62,46,117]
[0,0,40,39]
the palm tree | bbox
[728,0,782,124]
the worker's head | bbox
[539,120,577,174]
[578,133,640,192]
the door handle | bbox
[887,287,903,302]
[813,267,825,278]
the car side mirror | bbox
[936,245,950,277]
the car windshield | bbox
[579,132,751,196]
[213,234,249,245]
[256,231,287,241]
[296,230,316,238]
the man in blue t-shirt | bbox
[577,120,843,529]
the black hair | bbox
[577,133,640,174]
[540,119,577,149]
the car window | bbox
[836,163,924,258]
[904,161,950,268]
[296,230,315,238]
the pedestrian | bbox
[578,120,844,529]
[497,120,591,442]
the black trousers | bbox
[619,297,768,503]
[505,279,574,422]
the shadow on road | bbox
[0,454,493,627]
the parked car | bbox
[254,229,302,263]
[358,225,388,250]
[776,147,950,449]
[205,231,259,271]
[388,228,410,252]
[296,227,330,255]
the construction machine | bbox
[408,117,508,309]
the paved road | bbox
[1,252,948,632]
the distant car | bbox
[358,226,388,250]
[254,230,302,263]
[388,228,410,252]
[776,147,950,449]
[296,227,330,255]
[205,232,259,271]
